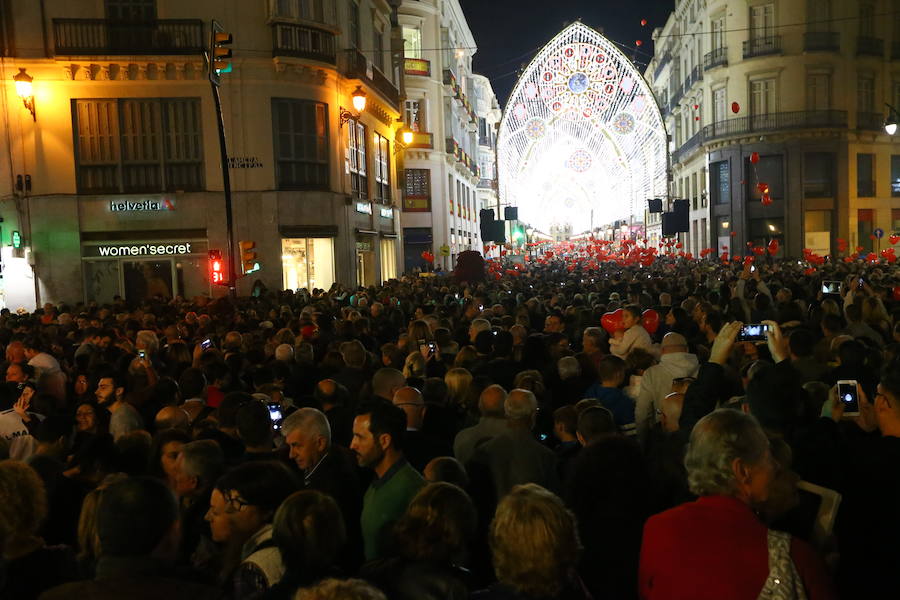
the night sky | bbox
[458,0,675,106]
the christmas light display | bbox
[497,22,667,232]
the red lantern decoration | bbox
[635,39,643,46]
[640,18,648,26]
[761,193,773,206]
[731,102,740,114]
[768,239,779,256]
[750,152,760,164]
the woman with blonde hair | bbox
[407,320,433,345]
[453,346,479,370]
[444,368,474,411]
[402,352,426,380]
[0,461,78,598]
[473,483,588,599]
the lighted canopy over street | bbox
[497,22,667,233]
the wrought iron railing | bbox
[702,110,848,142]
[703,47,727,70]
[344,48,399,108]
[272,23,336,63]
[856,111,884,131]
[743,35,781,58]
[53,18,204,55]
[672,131,702,164]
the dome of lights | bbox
[497,22,667,233]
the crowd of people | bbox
[0,254,898,600]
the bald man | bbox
[453,384,508,465]
[392,386,450,472]
[154,406,190,432]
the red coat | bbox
[639,495,836,600]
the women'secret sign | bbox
[93,243,193,257]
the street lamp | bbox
[401,126,414,146]
[340,86,367,128]
[885,103,899,135]
[13,68,35,121]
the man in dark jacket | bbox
[40,477,221,600]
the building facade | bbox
[0,0,405,311]
[398,0,484,272]
[645,0,900,259]
[472,73,501,250]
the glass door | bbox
[122,258,175,302]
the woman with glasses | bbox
[206,461,299,600]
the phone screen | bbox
[200,338,212,350]
[822,281,841,295]
[267,403,283,428]
[738,324,769,342]
[138,349,146,359]
[427,341,436,355]
[837,381,859,415]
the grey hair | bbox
[505,389,538,420]
[136,330,159,354]
[470,318,491,335]
[684,409,770,497]
[281,407,332,447]
[179,440,224,489]
[557,356,580,380]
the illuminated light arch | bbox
[498,22,667,233]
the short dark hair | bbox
[553,406,578,435]
[178,368,206,400]
[623,305,642,320]
[597,355,626,382]
[214,461,299,519]
[358,400,407,449]
[821,313,843,333]
[216,392,253,429]
[881,367,900,401]
[33,415,73,444]
[788,329,815,358]
[577,406,617,443]
[97,476,179,557]
[236,401,273,447]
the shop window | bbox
[804,153,834,198]
[711,160,729,205]
[748,154,784,200]
[373,132,390,204]
[272,98,329,191]
[857,154,875,197]
[404,168,430,211]
[348,120,367,199]
[891,155,900,196]
[380,238,397,281]
[74,98,203,194]
[281,238,335,291]
[804,210,832,256]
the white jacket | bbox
[609,324,653,358]
[635,352,700,441]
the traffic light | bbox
[209,249,229,285]
[208,20,233,85]
[239,240,259,275]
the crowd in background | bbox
[0,255,898,600]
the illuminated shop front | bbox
[281,238,335,292]
[81,237,209,304]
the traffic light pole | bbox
[210,74,236,299]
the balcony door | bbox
[750,78,776,130]
[105,0,156,21]
[750,4,775,40]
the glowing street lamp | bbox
[885,103,899,135]
[13,68,35,121]
[340,86,368,128]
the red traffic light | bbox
[209,249,229,285]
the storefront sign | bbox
[228,156,264,169]
[356,241,372,252]
[87,242,198,258]
[356,202,372,215]
[108,198,175,213]
[380,207,394,219]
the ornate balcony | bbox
[702,110,848,142]
[272,23,336,64]
[856,111,884,131]
[344,48,399,108]
[857,36,884,57]
[53,18,203,55]
[703,47,727,70]
[743,35,781,59]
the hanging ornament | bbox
[693,104,699,110]
[756,182,769,194]
[695,116,700,121]
[730,231,736,237]
[768,239,779,256]
[635,40,643,46]
[890,233,899,245]
[640,18,648,26]
[761,193,772,206]
[750,152,760,164]
[731,102,740,114]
